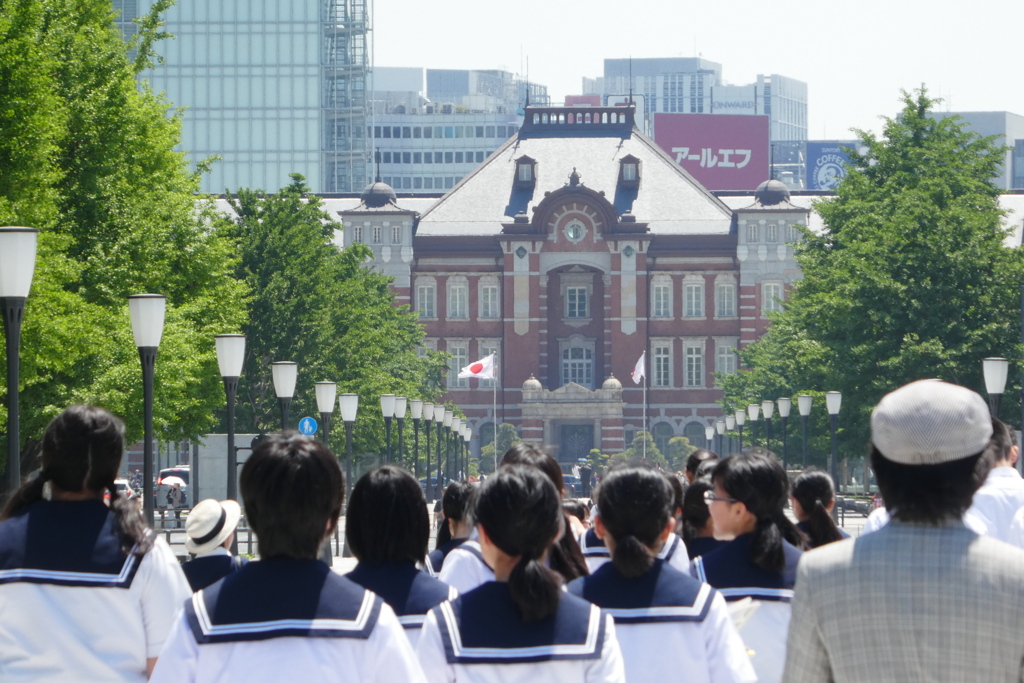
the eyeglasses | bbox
[704,490,739,505]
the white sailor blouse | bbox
[0,499,191,682]
[437,539,495,594]
[416,581,626,683]
[346,561,457,647]
[568,559,756,683]
[577,527,690,575]
[150,558,426,683]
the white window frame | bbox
[415,277,437,319]
[447,276,469,320]
[479,279,500,319]
[747,223,759,243]
[447,340,469,389]
[372,225,382,244]
[651,276,672,319]
[391,224,402,244]
[478,339,500,388]
[766,223,778,243]
[714,276,737,318]
[352,225,363,243]
[417,338,438,358]
[762,281,784,314]
[683,339,705,388]
[683,275,705,318]
[652,341,672,387]
[566,286,589,319]
[559,336,595,389]
[560,271,594,322]
[715,340,738,376]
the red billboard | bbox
[652,114,769,191]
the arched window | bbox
[561,345,594,389]
[684,422,707,449]
[652,422,675,456]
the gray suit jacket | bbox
[783,520,1024,683]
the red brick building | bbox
[339,106,809,464]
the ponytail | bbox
[475,465,563,622]
[750,515,785,572]
[548,516,588,581]
[597,466,673,579]
[791,469,841,549]
[1,471,49,520]
[107,484,154,556]
[612,534,654,578]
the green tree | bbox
[0,0,248,483]
[666,436,697,472]
[617,431,666,467]
[720,88,1024,460]
[478,422,521,474]
[222,175,448,459]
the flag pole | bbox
[643,375,647,462]
[493,357,498,474]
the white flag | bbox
[458,353,495,379]
[631,352,646,385]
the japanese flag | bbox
[458,353,495,380]
[631,352,646,385]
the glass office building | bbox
[117,0,371,194]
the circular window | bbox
[564,219,587,243]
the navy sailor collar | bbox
[0,499,144,589]
[432,581,606,664]
[185,558,382,644]
[580,527,683,562]
[447,538,491,569]
[346,561,456,629]
[691,532,802,602]
[567,559,716,624]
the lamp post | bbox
[271,361,298,431]
[716,419,726,455]
[798,394,812,468]
[394,396,407,469]
[215,335,246,504]
[0,227,38,491]
[983,357,1009,418]
[443,409,454,483]
[422,401,434,497]
[379,394,395,465]
[826,391,842,517]
[452,418,463,479]
[410,399,424,478]
[433,404,445,496]
[704,425,715,451]
[463,425,472,480]
[338,393,358,501]
[747,404,760,448]
[777,397,792,471]
[761,400,775,455]
[315,381,337,448]
[128,294,166,527]
[725,415,736,456]
[735,409,745,451]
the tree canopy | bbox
[719,89,1024,464]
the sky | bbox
[373,0,1023,140]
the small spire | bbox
[569,167,580,186]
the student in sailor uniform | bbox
[345,466,457,648]
[681,478,726,560]
[417,465,626,683]
[790,469,849,549]
[151,432,425,683]
[180,498,246,592]
[427,480,473,577]
[579,469,691,574]
[0,405,191,682]
[568,466,755,683]
[691,450,807,683]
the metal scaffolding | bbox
[323,0,372,193]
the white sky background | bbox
[373,0,1023,140]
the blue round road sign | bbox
[298,417,318,436]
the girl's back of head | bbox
[346,465,428,564]
[791,469,843,548]
[597,466,674,578]
[442,480,473,523]
[682,478,714,542]
[475,465,563,621]
[713,451,806,572]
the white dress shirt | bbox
[966,466,1024,542]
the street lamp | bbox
[338,393,359,500]
[215,334,246,504]
[443,409,454,482]
[271,361,298,431]
[735,409,745,451]
[128,294,166,527]
[704,425,715,450]
[0,227,38,491]
[716,419,726,455]
[747,404,760,448]
[379,394,396,465]
[315,381,337,448]
[433,404,445,496]
[777,397,792,470]
[826,390,842,515]
[394,396,407,469]
[463,425,472,480]
[452,418,463,479]
[798,394,813,468]
[983,357,1009,418]
[761,400,775,455]
[410,399,424,478]
[725,415,736,456]
[422,401,434,496]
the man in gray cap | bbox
[783,379,1024,682]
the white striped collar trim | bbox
[718,587,794,602]
[190,586,377,637]
[602,582,714,620]
[0,544,141,587]
[658,534,680,560]
[398,614,426,628]
[438,599,603,660]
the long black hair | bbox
[791,469,844,548]
[475,465,563,621]
[500,442,588,581]
[712,451,806,572]
[597,466,673,578]
[681,477,714,542]
[2,405,153,556]
[346,466,428,564]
